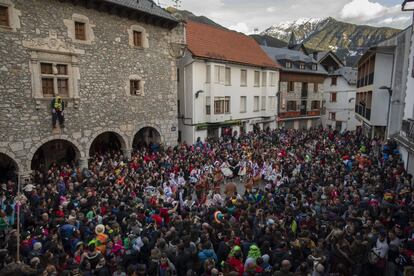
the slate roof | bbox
[315,51,344,66]
[103,0,178,22]
[261,46,327,75]
[333,67,357,85]
[186,21,281,69]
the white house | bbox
[322,67,359,131]
[314,51,360,131]
[177,21,280,143]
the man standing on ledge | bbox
[51,96,65,129]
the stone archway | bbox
[89,131,128,157]
[133,126,162,149]
[0,152,19,183]
[30,139,82,172]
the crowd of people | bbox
[0,128,413,276]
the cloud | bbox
[266,7,276,13]
[377,16,412,25]
[340,0,389,20]
[229,22,250,34]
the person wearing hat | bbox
[94,224,108,254]
[51,95,65,128]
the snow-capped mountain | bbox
[258,17,400,66]
[261,17,331,43]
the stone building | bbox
[0,0,184,180]
[261,45,327,129]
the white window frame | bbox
[270,72,277,87]
[269,96,276,110]
[261,96,266,110]
[214,96,230,114]
[240,96,247,113]
[286,61,292,69]
[215,65,225,84]
[225,67,231,86]
[254,71,260,87]
[241,69,247,86]
[262,72,267,86]
[253,96,259,112]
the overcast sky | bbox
[161,0,413,34]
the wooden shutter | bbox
[0,6,9,27]
[133,31,142,47]
[75,22,86,40]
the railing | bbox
[401,119,414,141]
[279,110,321,118]
[279,111,301,118]
[307,110,321,116]
[355,104,371,121]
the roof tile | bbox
[186,21,280,69]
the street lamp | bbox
[402,0,414,11]
[380,86,393,138]
[195,90,204,98]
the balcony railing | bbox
[279,110,321,119]
[355,104,371,121]
[307,110,321,116]
[401,119,414,141]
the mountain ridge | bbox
[166,8,401,66]
[260,17,400,65]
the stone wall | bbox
[0,0,184,176]
[279,81,323,112]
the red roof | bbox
[185,21,280,69]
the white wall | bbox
[371,52,395,126]
[177,52,280,143]
[404,25,414,121]
[322,75,359,131]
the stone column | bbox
[79,157,88,170]
[20,171,32,184]
[122,148,132,160]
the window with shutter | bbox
[241,70,247,86]
[133,31,142,47]
[0,6,9,27]
[75,22,86,40]
[331,92,337,102]
[40,63,69,97]
[288,81,295,92]
[253,96,259,111]
[130,80,142,96]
